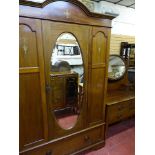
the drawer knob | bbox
[84,135,91,144]
[84,135,90,141]
[118,105,124,111]
[46,151,52,155]
[117,114,123,120]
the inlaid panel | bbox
[92,32,107,65]
[19,24,38,67]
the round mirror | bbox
[108,55,126,81]
[50,33,84,130]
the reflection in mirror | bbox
[108,55,126,81]
[50,33,84,130]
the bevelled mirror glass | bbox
[50,33,84,130]
[108,55,126,81]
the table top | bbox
[106,88,135,106]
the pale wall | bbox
[79,0,135,54]
[95,1,135,36]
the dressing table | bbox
[105,55,135,130]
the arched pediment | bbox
[20,0,115,19]
[19,0,115,27]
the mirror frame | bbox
[50,32,85,130]
[108,54,126,82]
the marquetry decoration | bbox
[64,9,70,19]
[22,38,28,55]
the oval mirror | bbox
[108,55,126,81]
[50,33,84,130]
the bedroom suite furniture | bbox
[19,0,116,154]
[105,55,135,135]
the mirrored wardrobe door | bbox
[42,21,90,138]
[50,33,84,130]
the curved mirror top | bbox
[50,33,84,130]
[108,55,126,81]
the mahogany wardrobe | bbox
[19,0,115,154]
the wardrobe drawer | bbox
[108,100,129,113]
[107,100,130,124]
[21,125,104,155]
[108,111,129,124]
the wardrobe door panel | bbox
[92,32,107,65]
[19,25,38,67]
[19,17,48,151]
[20,73,44,146]
[88,27,109,125]
[42,21,90,138]
[89,68,105,124]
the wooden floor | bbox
[86,118,135,155]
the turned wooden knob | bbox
[46,151,52,155]
[84,135,90,141]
